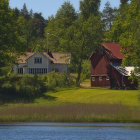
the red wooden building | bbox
[90,42,137,88]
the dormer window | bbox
[34,57,42,64]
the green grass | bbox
[0,87,140,122]
[33,87,140,106]
[81,79,90,84]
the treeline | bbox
[0,0,140,86]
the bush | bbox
[80,60,90,82]
[0,74,46,99]
[40,72,74,90]
[0,72,74,100]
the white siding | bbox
[13,52,69,74]
[27,52,51,72]
[50,64,68,73]
[13,64,27,74]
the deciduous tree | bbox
[45,1,77,51]
[63,16,103,85]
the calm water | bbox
[0,123,140,140]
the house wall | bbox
[91,76,110,87]
[13,52,69,74]
[27,52,51,72]
[90,53,110,87]
[109,66,122,88]
[91,53,109,76]
[13,64,27,74]
[50,64,68,73]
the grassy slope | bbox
[34,87,139,106]
[0,87,140,122]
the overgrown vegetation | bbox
[0,72,74,103]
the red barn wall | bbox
[109,66,122,87]
[91,76,110,87]
[90,53,110,87]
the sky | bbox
[9,0,120,19]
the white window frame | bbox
[92,77,95,81]
[18,68,23,74]
[106,76,110,80]
[34,57,42,64]
[99,76,102,81]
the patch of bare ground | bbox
[80,83,91,87]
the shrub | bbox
[0,72,74,100]
[40,72,74,90]
[15,75,46,98]
[80,60,90,82]
[0,74,46,99]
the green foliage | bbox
[0,65,12,77]
[45,1,77,52]
[0,0,25,68]
[0,73,74,100]
[81,60,90,81]
[1,74,46,98]
[120,0,129,7]
[56,1,77,25]
[20,3,30,20]
[101,2,117,30]
[63,15,103,85]
[104,0,140,86]
[80,0,101,19]
[40,72,74,89]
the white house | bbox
[13,51,71,75]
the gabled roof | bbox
[17,52,71,64]
[102,42,124,60]
[17,52,34,64]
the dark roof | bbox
[102,42,124,59]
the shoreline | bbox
[1,120,140,123]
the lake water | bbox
[0,123,140,140]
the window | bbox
[52,68,59,72]
[34,57,42,64]
[28,68,47,75]
[106,76,110,80]
[99,76,102,81]
[92,77,95,81]
[55,68,59,72]
[18,68,23,74]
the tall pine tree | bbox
[21,3,30,20]
[80,0,101,19]
[120,0,129,7]
[102,2,117,30]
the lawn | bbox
[0,87,140,122]
[34,87,140,106]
